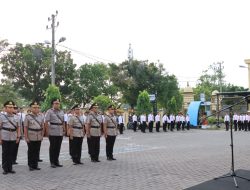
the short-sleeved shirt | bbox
[104,114,118,136]
[86,111,102,137]
[45,108,64,136]
[68,115,85,137]
[0,113,19,141]
[24,113,44,141]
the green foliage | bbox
[41,85,61,112]
[0,43,76,102]
[167,96,177,114]
[136,90,151,115]
[93,95,112,112]
[207,116,224,124]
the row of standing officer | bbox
[229,113,250,131]
[131,112,190,133]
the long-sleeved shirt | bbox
[224,115,230,122]
[148,114,154,122]
[140,115,146,122]
[118,115,124,124]
[155,115,160,122]
[132,115,137,122]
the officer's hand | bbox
[70,135,73,140]
[16,137,20,144]
[104,134,107,138]
[0,139,2,145]
[25,138,30,143]
[86,133,90,138]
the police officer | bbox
[68,104,85,165]
[155,112,161,132]
[12,104,21,165]
[118,113,124,134]
[148,112,154,132]
[45,98,65,168]
[86,103,103,162]
[233,112,238,131]
[170,113,175,131]
[0,101,21,175]
[132,113,137,132]
[24,101,44,171]
[104,105,118,160]
[185,114,190,130]
[162,113,167,132]
[140,113,147,133]
[176,113,181,131]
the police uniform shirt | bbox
[24,113,44,141]
[162,115,167,123]
[175,115,180,122]
[132,115,137,122]
[14,114,22,128]
[86,111,102,137]
[140,115,146,122]
[118,115,124,124]
[180,116,185,122]
[0,113,19,141]
[45,108,64,136]
[104,114,118,136]
[185,115,190,122]
[148,114,154,122]
[224,115,230,122]
[233,114,238,121]
[170,115,175,122]
[155,115,160,122]
[247,114,250,122]
[68,115,85,137]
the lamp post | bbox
[240,62,250,91]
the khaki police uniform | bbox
[45,107,64,166]
[24,113,44,169]
[0,105,20,174]
[68,115,85,164]
[86,110,102,162]
[104,113,118,160]
[12,113,21,164]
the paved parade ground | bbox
[1,129,250,190]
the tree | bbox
[136,90,151,115]
[167,96,177,114]
[41,85,61,112]
[93,95,112,112]
[0,43,76,102]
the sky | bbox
[1,0,250,89]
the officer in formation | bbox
[224,113,230,131]
[162,113,168,132]
[155,112,160,132]
[86,103,103,162]
[118,113,124,134]
[0,101,21,175]
[132,113,137,132]
[24,101,44,171]
[148,112,154,132]
[103,105,118,161]
[140,113,147,133]
[45,98,65,168]
[186,114,190,130]
[68,104,84,165]
[233,112,238,131]
[12,104,21,165]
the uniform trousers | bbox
[119,123,124,134]
[233,120,238,131]
[225,121,229,131]
[49,136,63,165]
[71,137,83,163]
[87,137,91,156]
[170,121,174,131]
[181,122,185,130]
[69,138,73,157]
[133,121,137,132]
[12,140,20,163]
[177,122,181,131]
[248,121,250,131]
[156,121,160,132]
[2,140,15,172]
[149,121,153,132]
[163,121,167,132]
[141,121,147,133]
[90,136,100,161]
[27,141,41,168]
[186,121,190,130]
[244,121,248,131]
[238,121,242,130]
[106,135,116,158]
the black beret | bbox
[71,104,80,110]
[4,101,15,107]
[51,98,60,105]
[30,101,40,107]
[89,103,98,110]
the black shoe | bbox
[34,167,41,170]
[111,157,116,160]
[38,159,43,162]
[95,159,101,162]
[55,163,63,167]
[51,164,57,168]
[29,167,35,171]
[12,162,18,165]
[77,161,84,165]
[91,159,96,162]
[107,157,112,161]
[9,170,16,174]
[73,162,78,165]
[3,171,8,175]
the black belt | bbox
[107,126,115,128]
[50,122,63,125]
[73,126,83,129]
[1,127,16,132]
[91,126,100,128]
[28,128,43,132]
